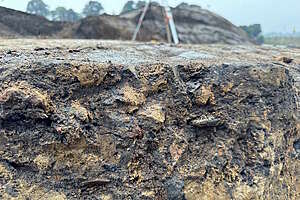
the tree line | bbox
[26,0,150,22]
[239,24,264,44]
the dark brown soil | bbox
[0,40,299,199]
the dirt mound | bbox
[0,4,251,44]
[0,39,299,199]
[0,22,18,38]
[173,3,251,44]
[0,6,65,37]
[120,3,251,44]
[61,14,134,40]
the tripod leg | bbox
[132,0,151,41]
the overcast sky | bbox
[0,0,299,33]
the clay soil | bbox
[0,39,299,199]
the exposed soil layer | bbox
[0,40,299,199]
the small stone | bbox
[165,177,185,200]
[34,47,45,51]
[73,63,108,87]
[278,56,293,64]
[0,163,12,180]
[69,49,81,53]
[33,154,50,170]
[138,104,165,123]
[170,142,186,162]
[195,85,215,106]
[101,194,113,200]
[70,101,91,122]
[221,82,233,94]
[121,84,146,106]
[191,115,222,128]
[141,191,156,198]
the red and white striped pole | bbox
[161,0,179,44]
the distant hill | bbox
[0,4,252,44]
[0,6,66,38]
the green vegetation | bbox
[82,1,104,17]
[120,1,160,14]
[25,0,163,21]
[26,0,105,21]
[121,1,135,14]
[136,1,147,9]
[240,24,264,44]
[51,7,80,22]
[26,0,50,17]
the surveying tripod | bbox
[131,0,179,44]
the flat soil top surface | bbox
[0,39,300,66]
[0,39,299,96]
